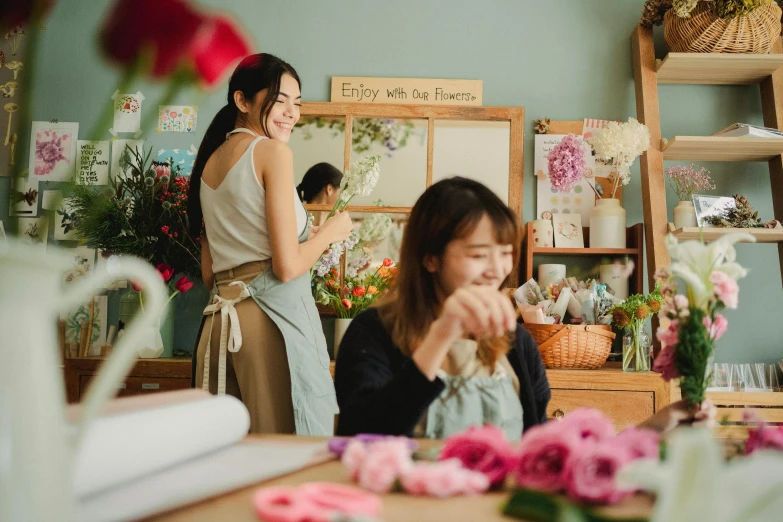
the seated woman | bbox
[335,177,546,440]
[297,162,343,226]
[334,177,712,440]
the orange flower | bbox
[367,286,378,295]
[341,298,352,310]
[382,258,393,267]
[379,267,389,278]
[390,267,399,277]
[352,286,366,297]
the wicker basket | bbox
[664,1,782,54]
[523,323,614,369]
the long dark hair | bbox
[297,162,343,202]
[187,53,301,238]
[377,177,521,365]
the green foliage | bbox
[611,285,663,331]
[674,307,713,406]
[717,0,765,18]
[296,116,416,154]
[503,488,648,522]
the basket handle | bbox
[536,325,616,352]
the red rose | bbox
[382,258,393,267]
[190,16,251,87]
[341,298,352,310]
[175,275,194,293]
[352,286,366,297]
[99,0,205,78]
[156,263,174,282]
[130,280,143,292]
[440,425,514,488]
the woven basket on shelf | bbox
[523,323,614,369]
[664,1,782,53]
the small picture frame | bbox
[553,213,584,248]
[692,194,736,227]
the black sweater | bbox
[334,309,551,437]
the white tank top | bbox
[200,128,308,273]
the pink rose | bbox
[656,321,680,348]
[613,428,660,460]
[703,314,728,341]
[512,423,581,493]
[653,344,680,381]
[745,424,783,455]
[401,460,489,498]
[559,408,616,443]
[341,440,367,481]
[709,271,739,309]
[565,442,633,504]
[440,424,513,487]
[356,439,412,494]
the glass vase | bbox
[622,324,651,372]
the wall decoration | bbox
[54,198,78,240]
[41,189,62,210]
[110,90,144,134]
[10,174,38,216]
[0,220,6,244]
[28,121,79,182]
[1,80,19,98]
[18,216,48,248]
[330,76,482,106]
[110,139,144,179]
[553,213,584,248]
[61,295,108,355]
[593,176,623,204]
[62,246,96,286]
[157,145,197,175]
[535,134,596,227]
[76,140,110,185]
[5,26,25,56]
[158,105,198,132]
[0,27,26,176]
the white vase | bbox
[538,264,566,288]
[135,324,165,358]
[599,263,630,300]
[334,318,352,359]
[589,198,626,249]
[673,200,698,229]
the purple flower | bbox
[548,134,588,193]
[328,434,418,457]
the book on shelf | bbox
[711,123,783,139]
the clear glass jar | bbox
[622,324,651,372]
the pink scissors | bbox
[254,482,382,522]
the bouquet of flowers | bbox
[332,155,381,215]
[318,258,397,318]
[611,287,663,371]
[666,164,715,201]
[653,232,754,405]
[586,118,651,199]
[69,145,201,287]
[513,277,621,325]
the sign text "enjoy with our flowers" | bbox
[331,77,482,106]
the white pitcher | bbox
[0,239,166,522]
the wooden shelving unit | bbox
[632,25,783,290]
[520,222,644,296]
[667,223,783,243]
[661,136,783,161]
[656,52,783,84]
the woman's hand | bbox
[436,286,518,340]
[319,210,353,244]
[637,399,717,434]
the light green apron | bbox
[421,340,524,441]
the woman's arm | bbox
[256,140,352,283]
[201,232,214,289]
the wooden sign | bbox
[330,77,482,106]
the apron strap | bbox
[201,280,252,395]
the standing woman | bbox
[297,162,343,226]
[188,54,352,435]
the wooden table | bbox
[148,436,653,522]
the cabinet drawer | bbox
[548,389,654,429]
[79,375,190,400]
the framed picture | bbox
[553,213,584,248]
[28,121,80,182]
[692,194,736,227]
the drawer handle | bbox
[141,383,160,390]
[553,408,565,419]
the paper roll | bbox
[538,264,566,289]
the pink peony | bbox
[745,424,783,455]
[439,424,513,487]
[709,271,739,309]
[703,314,728,341]
[547,134,588,193]
[565,442,633,504]
[512,423,581,493]
[401,459,489,498]
[653,344,680,381]
[559,408,616,443]
[656,323,680,348]
[341,440,367,481]
[356,439,412,494]
[613,428,660,460]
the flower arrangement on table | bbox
[666,164,715,202]
[317,258,397,318]
[68,146,201,297]
[611,287,663,372]
[653,232,754,405]
[585,118,651,200]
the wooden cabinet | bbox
[64,357,192,403]
[545,367,678,429]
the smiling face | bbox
[235,72,301,142]
[425,214,515,302]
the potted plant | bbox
[666,164,715,229]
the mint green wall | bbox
[5,0,781,362]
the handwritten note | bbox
[331,77,482,106]
[77,140,110,185]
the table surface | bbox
[147,435,654,522]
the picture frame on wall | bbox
[553,213,584,248]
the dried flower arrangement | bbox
[641,0,780,26]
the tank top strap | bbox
[226,127,263,140]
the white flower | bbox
[618,428,783,522]
[664,232,754,309]
[587,117,650,183]
[340,155,381,201]
[359,212,392,244]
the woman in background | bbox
[188,53,352,435]
[297,162,343,226]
